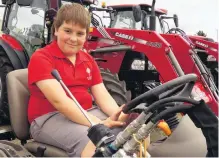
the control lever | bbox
[51,69,95,126]
[51,69,116,155]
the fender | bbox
[0,36,29,69]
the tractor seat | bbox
[6,69,68,157]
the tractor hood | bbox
[188,35,215,42]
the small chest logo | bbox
[86,68,92,80]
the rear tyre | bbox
[211,67,218,88]
[203,64,218,89]
[100,68,132,106]
[0,49,14,125]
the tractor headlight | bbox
[192,83,212,103]
[131,60,145,70]
[207,55,216,61]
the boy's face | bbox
[55,21,87,56]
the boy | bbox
[28,3,128,157]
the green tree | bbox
[196,30,207,37]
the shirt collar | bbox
[49,40,89,63]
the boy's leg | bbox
[81,107,125,157]
[30,108,124,157]
[30,111,91,157]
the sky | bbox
[0,0,219,41]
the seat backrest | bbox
[6,69,30,140]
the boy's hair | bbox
[53,3,90,36]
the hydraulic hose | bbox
[151,105,193,123]
[145,97,200,130]
[164,114,180,129]
[145,96,200,114]
[151,100,218,157]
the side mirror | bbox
[142,11,148,30]
[17,0,33,6]
[143,16,149,30]
[108,7,115,21]
[132,5,142,22]
[173,14,179,27]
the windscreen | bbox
[7,0,47,55]
[109,9,163,33]
[110,10,141,29]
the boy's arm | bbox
[36,79,101,127]
[91,83,129,121]
[29,51,101,127]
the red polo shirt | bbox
[28,41,102,123]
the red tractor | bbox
[104,2,218,86]
[106,2,218,59]
[85,1,218,114]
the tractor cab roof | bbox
[3,0,95,6]
[108,3,167,15]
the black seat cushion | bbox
[24,141,68,157]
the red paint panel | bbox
[0,34,23,51]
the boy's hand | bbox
[101,106,126,128]
[118,104,129,122]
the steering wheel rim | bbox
[166,27,194,46]
[122,73,198,113]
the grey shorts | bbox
[30,107,123,157]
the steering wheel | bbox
[91,74,217,157]
[120,74,218,157]
[122,73,197,113]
